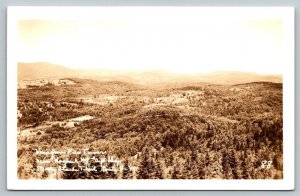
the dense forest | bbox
[17,78,283,179]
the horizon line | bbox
[18,61,283,76]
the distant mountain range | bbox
[18,62,282,85]
[18,62,76,80]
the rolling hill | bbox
[18,62,282,85]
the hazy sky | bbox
[18,8,286,74]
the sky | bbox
[17,8,286,74]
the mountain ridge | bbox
[18,62,282,85]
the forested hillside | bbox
[17,79,283,179]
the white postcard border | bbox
[7,6,295,190]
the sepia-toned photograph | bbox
[7,7,294,190]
